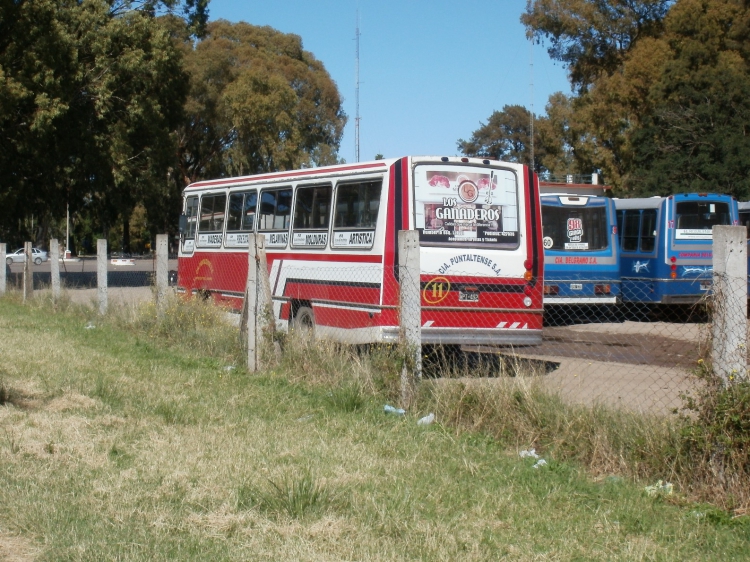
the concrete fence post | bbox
[0,243,6,296]
[255,235,273,341]
[712,225,748,383]
[50,239,60,302]
[245,234,259,372]
[399,230,422,406]
[155,234,168,317]
[97,239,108,315]
[23,241,33,302]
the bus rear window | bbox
[541,205,608,251]
[675,200,730,239]
[414,165,519,248]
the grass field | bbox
[1,294,748,561]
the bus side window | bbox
[294,185,332,230]
[199,193,226,233]
[621,210,640,252]
[243,192,257,231]
[334,180,382,229]
[258,188,292,232]
[226,193,243,231]
[227,191,257,232]
[185,196,199,238]
[640,209,657,252]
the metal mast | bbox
[355,8,361,162]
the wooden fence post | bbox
[97,239,108,315]
[399,230,422,406]
[712,225,748,383]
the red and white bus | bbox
[177,156,544,345]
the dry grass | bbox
[0,290,748,559]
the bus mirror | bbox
[178,214,188,235]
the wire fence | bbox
[2,233,748,416]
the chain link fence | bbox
[3,231,747,416]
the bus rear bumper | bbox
[409,327,542,346]
[544,296,618,304]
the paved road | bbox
[6,257,178,289]
[7,257,178,274]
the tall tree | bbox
[173,20,347,185]
[522,0,674,93]
[457,103,571,176]
[626,0,750,198]
[521,0,683,190]
[0,0,191,249]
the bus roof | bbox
[540,194,610,207]
[614,193,734,210]
[613,197,664,210]
[183,155,524,192]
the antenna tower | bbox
[355,9,361,162]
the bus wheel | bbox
[292,306,315,336]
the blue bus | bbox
[540,194,620,304]
[738,201,750,232]
[614,193,738,304]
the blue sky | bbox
[206,0,572,164]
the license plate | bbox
[700,281,711,291]
[459,290,480,302]
[570,283,583,290]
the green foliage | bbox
[0,0,189,247]
[678,370,750,508]
[236,470,335,519]
[523,0,674,93]
[3,297,750,557]
[458,105,537,166]
[519,0,750,196]
[627,0,750,198]
[323,380,367,413]
[173,20,347,183]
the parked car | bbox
[6,247,48,265]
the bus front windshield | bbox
[542,205,609,251]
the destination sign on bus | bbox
[292,232,328,247]
[332,231,375,248]
[414,165,519,248]
[197,233,222,248]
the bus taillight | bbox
[594,284,611,295]
[544,284,559,295]
[523,259,533,281]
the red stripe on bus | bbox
[186,162,387,189]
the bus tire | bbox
[292,306,315,336]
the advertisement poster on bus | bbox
[413,165,519,249]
